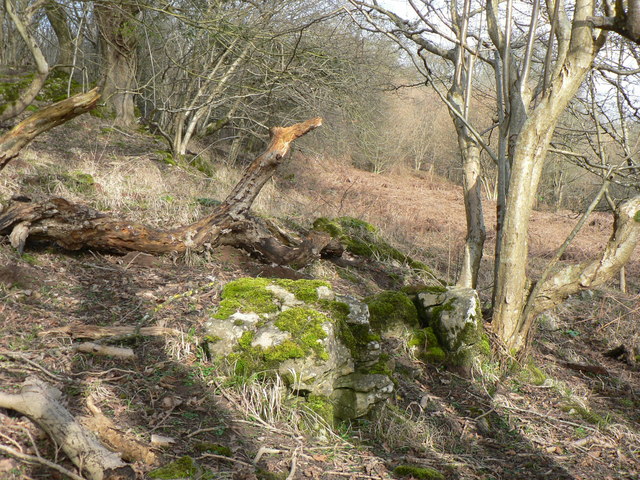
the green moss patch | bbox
[393,465,445,480]
[193,443,232,456]
[519,362,547,386]
[213,278,332,319]
[36,70,82,102]
[213,278,277,318]
[148,456,198,479]
[560,401,611,427]
[275,307,329,360]
[365,291,419,333]
[226,307,331,375]
[305,394,335,424]
[212,278,385,385]
[313,216,433,273]
[409,328,445,363]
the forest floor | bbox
[0,115,639,480]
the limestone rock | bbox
[417,286,488,370]
[332,373,394,419]
[204,278,393,419]
[337,294,370,325]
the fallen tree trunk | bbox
[0,377,134,480]
[0,117,329,267]
[0,88,101,171]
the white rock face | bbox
[204,311,262,356]
[316,285,335,301]
[266,284,304,309]
[251,325,290,348]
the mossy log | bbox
[0,117,330,267]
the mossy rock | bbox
[192,443,232,456]
[205,278,393,418]
[393,465,445,479]
[212,277,279,319]
[148,456,199,479]
[36,70,83,102]
[207,279,372,377]
[409,327,446,364]
[313,216,434,274]
[365,290,419,335]
[416,287,489,371]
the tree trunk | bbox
[45,0,74,72]
[492,0,605,351]
[448,79,486,289]
[95,1,139,128]
[0,0,49,122]
[0,118,328,267]
[527,196,640,317]
[458,141,485,289]
[0,88,101,171]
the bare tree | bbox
[0,0,49,122]
[349,0,640,352]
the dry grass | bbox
[1,114,640,480]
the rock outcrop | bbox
[204,278,393,420]
[416,286,489,371]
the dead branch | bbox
[73,342,135,359]
[0,443,87,480]
[81,396,156,464]
[0,377,134,480]
[40,324,184,340]
[562,362,609,376]
[0,88,101,171]
[0,117,328,268]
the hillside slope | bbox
[0,116,639,479]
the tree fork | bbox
[0,117,327,267]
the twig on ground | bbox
[252,446,284,464]
[0,443,87,480]
[199,453,253,468]
[1,352,68,382]
[286,446,300,480]
[73,342,135,359]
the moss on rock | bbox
[365,291,419,334]
[393,465,445,480]
[213,278,277,318]
[409,327,446,364]
[274,307,330,360]
[273,278,330,303]
[313,216,433,274]
[305,394,335,424]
